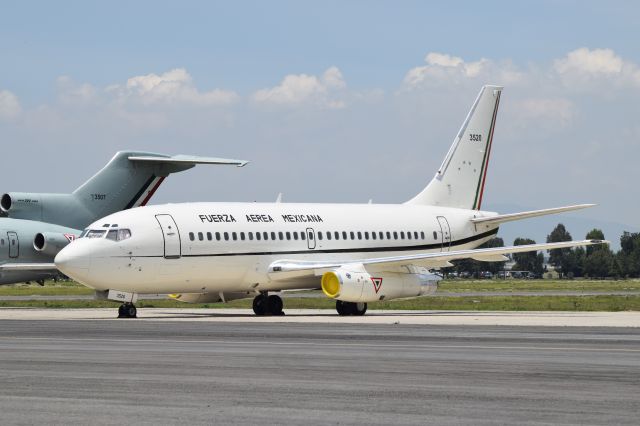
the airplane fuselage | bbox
[60,202,499,294]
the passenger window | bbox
[106,230,118,241]
[256,232,261,241]
[308,232,314,240]
[198,232,204,241]
[0,239,4,245]
[342,231,347,240]
[207,232,212,241]
[326,232,331,240]
[386,231,391,239]
[286,232,291,240]
[318,232,323,241]
[334,231,339,240]
[357,232,362,240]
[240,232,245,241]
[232,232,237,241]
[350,231,355,240]
[216,232,221,241]
[293,232,298,240]
[400,231,405,239]
[189,232,195,241]
[414,231,419,239]
[301,232,306,241]
[278,232,284,240]
[249,232,254,241]
[407,232,412,240]
[371,232,376,240]
[364,232,369,240]
[393,232,398,240]
[433,231,438,240]
[379,231,384,240]
[420,231,425,239]
[271,232,276,240]
[263,232,268,240]
[224,232,229,241]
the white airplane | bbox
[55,85,605,318]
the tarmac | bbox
[0,313,639,425]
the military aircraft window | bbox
[79,230,89,238]
[379,231,384,240]
[407,232,412,240]
[350,231,355,240]
[189,232,195,241]
[286,232,291,240]
[86,230,107,239]
[433,231,438,240]
[256,232,261,241]
[248,232,254,241]
[364,232,369,240]
[386,231,391,239]
[393,231,398,240]
[207,232,212,241]
[300,232,306,241]
[106,230,118,241]
[318,232,323,240]
[293,232,298,240]
[271,232,276,240]
[371,232,376,240]
[420,231,425,240]
[215,232,221,241]
[263,232,269,240]
[232,232,237,241]
[334,231,340,240]
[357,232,362,240]
[198,232,204,241]
[224,232,229,241]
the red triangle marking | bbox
[371,277,383,293]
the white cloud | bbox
[511,97,575,127]
[553,48,640,89]
[0,90,21,120]
[106,68,239,106]
[252,66,347,108]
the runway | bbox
[1,317,639,425]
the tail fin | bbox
[406,85,502,210]
[72,151,247,223]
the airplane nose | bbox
[55,244,92,284]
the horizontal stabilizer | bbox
[0,263,57,271]
[471,204,595,226]
[128,154,248,167]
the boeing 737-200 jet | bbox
[55,86,606,318]
[0,151,247,285]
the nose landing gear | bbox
[118,303,137,318]
[252,293,284,316]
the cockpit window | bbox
[79,229,89,238]
[117,229,132,241]
[86,230,106,239]
[106,230,118,241]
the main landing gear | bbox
[336,301,367,316]
[118,303,137,318]
[252,292,284,316]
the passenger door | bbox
[306,228,316,250]
[436,216,451,252]
[7,232,18,258]
[155,215,181,259]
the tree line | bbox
[447,223,640,279]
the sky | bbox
[1,1,639,247]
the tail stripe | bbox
[124,175,157,210]
[472,90,501,210]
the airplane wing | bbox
[471,204,595,226]
[267,239,606,280]
[128,154,249,167]
[0,263,58,271]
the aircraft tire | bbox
[118,303,137,318]
[354,302,367,316]
[336,300,349,316]
[252,295,268,316]
[267,295,284,316]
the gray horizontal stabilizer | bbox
[128,155,249,167]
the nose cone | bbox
[55,243,92,285]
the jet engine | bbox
[168,291,252,304]
[321,266,440,303]
[33,232,77,257]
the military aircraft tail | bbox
[1,151,247,229]
[406,85,502,210]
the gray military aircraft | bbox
[0,151,247,285]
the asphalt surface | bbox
[1,320,639,425]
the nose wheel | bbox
[252,293,284,316]
[118,303,137,318]
[336,301,367,316]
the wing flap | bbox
[268,239,607,279]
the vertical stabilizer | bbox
[406,85,502,210]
